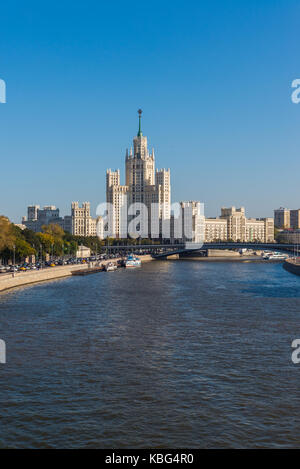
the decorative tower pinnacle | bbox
[137,109,143,137]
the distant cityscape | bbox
[15,112,300,245]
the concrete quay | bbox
[283,258,300,276]
[0,255,153,293]
[0,263,89,293]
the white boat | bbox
[263,252,289,260]
[125,255,141,268]
[105,262,117,272]
[262,251,273,257]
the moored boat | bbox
[125,255,141,268]
[105,262,117,272]
[263,252,289,260]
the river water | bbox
[1,260,300,448]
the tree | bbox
[0,216,14,251]
[53,239,64,256]
[36,233,55,254]
[23,228,42,249]
[62,240,77,256]
[15,239,36,262]
[42,223,65,239]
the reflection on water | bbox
[0,260,300,448]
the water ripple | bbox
[0,261,300,448]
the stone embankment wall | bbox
[0,255,153,293]
[283,258,300,276]
[0,264,88,292]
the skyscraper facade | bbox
[71,202,97,236]
[274,207,290,229]
[106,110,171,238]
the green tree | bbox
[0,216,14,251]
[22,228,40,249]
[36,232,55,254]
[15,239,36,262]
[42,223,65,239]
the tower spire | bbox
[137,109,142,137]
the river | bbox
[0,260,300,448]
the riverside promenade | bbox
[0,263,93,292]
[0,255,153,293]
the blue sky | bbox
[1,0,299,222]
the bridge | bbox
[104,242,299,258]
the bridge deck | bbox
[105,242,298,258]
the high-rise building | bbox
[106,170,129,238]
[290,209,300,229]
[204,206,274,243]
[106,110,171,238]
[205,218,228,242]
[178,201,205,244]
[22,202,99,236]
[274,207,290,229]
[27,205,40,221]
[23,205,62,232]
[71,202,97,236]
[277,229,300,244]
[263,217,275,242]
[205,207,274,243]
[220,206,246,241]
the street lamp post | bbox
[40,244,43,269]
[12,244,16,278]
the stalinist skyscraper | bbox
[106,110,171,238]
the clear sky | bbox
[1,0,299,222]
